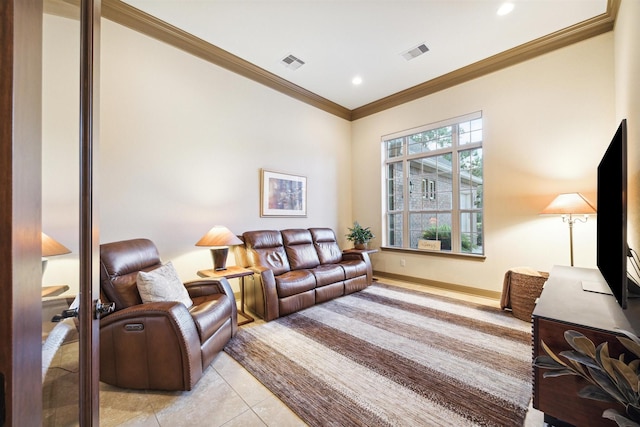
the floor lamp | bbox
[541,193,596,266]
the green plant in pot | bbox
[534,329,640,426]
[346,221,374,250]
[422,224,452,250]
[422,224,473,251]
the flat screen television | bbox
[596,118,638,308]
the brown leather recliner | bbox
[99,238,237,391]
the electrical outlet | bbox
[400,259,406,267]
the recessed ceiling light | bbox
[352,76,363,85]
[497,2,514,16]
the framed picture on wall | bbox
[260,169,307,217]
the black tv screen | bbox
[597,119,628,308]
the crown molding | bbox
[101,0,352,121]
[351,0,620,120]
[48,0,619,122]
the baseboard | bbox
[373,270,501,300]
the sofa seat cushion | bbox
[189,294,233,343]
[275,270,316,298]
[311,264,345,287]
[339,259,368,279]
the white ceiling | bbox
[123,0,607,110]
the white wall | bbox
[616,0,640,257]
[351,33,615,293]
[42,16,352,294]
[43,7,634,297]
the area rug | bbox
[224,283,532,426]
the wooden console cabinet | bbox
[532,265,640,426]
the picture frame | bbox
[260,169,307,217]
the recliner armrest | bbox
[99,301,203,390]
[184,277,237,336]
[184,278,228,298]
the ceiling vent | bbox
[402,43,429,61]
[281,54,305,70]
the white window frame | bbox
[382,111,483,255]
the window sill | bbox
[380,246,486,261]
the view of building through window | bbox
[383,112,483,254]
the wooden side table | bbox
[197,265,254,325]
[41,284,70,298]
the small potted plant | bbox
[346,221,375,250]
[421,224,452,250]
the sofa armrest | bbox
[250,266,279,321]
[342,251,373,282]
[99,301,203,390]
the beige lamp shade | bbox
[540,193,596,215]
[195,226,243,247]
[540,193,596,267]
[42,232,71,257]
[196,226,243,271]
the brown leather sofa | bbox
[99,238,237,390]
[235,228,373,321]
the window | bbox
[383,112,483,254]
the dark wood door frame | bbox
[1,0,101,424]
[78,0,101,424]
[0,0,44,425]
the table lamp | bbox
[195,226,243,271]
[42,232,71,275]
[540,192,596,266]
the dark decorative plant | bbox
[346,221,374,247]
[534,329,640,427]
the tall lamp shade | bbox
[41,232,71,274]
[195,226,243,271]
[540,193,596,266]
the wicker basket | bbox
[503,269,549,322]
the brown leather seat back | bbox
[231,235,249,268]
[243,230,291,275]
[100,238,162,311]
[282,229,320,270]
[310,228,343,264]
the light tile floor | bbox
[43,278,544,426]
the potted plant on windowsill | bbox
[346,221,375,250]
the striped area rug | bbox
[224,283,532,426]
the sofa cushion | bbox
[275,270,316,298]
[282,229,320,270]
[339,259,368,279]
[310,228,343,264]
[311,264,345,287]
[244,230,291,276]
[136,262,193,308]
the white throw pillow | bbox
[136,261,193,308]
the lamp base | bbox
[210,247,229,271]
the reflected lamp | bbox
[41,232,71,274]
